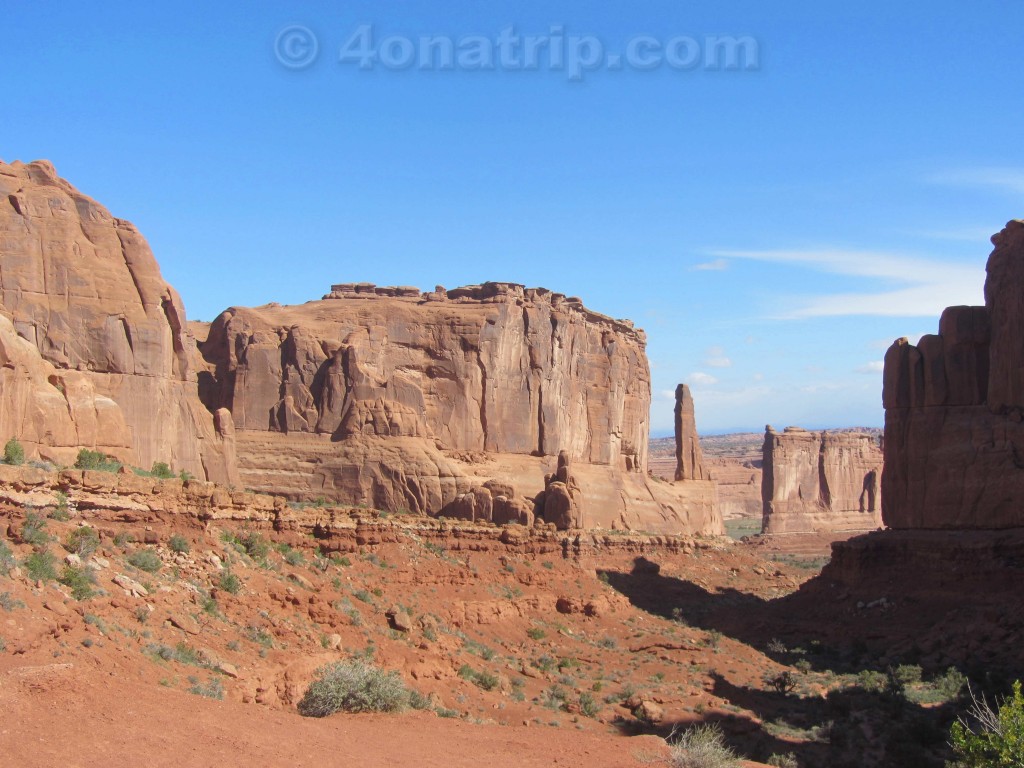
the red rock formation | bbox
[0,160,237,484]
[882,220,1024,529]
[674,384,708,481]
[761,426,881,534]
[196,285,721,534]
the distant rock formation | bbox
[0,160,237,484]
[194,284,722,535]
[761,426,882,534]
[674,384,708,481]
[883,220,1024,529]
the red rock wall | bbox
[761,427,881,534]
[199,283,650,469]
[882,220,1024,529]
[195,285,721,535]
[0,160,237,484]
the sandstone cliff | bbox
[761,426,881,534]
[195,284,721,535]
[882,220,1024,528]
[0,160,237,484]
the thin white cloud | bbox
[686,372,719,387]
[691,258,729,271]
[752,372,764,381]
[856,361,885,374]
[928,168,1024,196]
[703,345,732,368]
[710,247,983,318]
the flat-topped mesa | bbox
[882,220,1024,529]
[0,159,237,483]
[761,425,882,535]
[325,281,643,338]
[196,280,720,534]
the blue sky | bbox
[5,1,1023,434]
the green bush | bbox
[668,724,740,768]
[23,549,58,582]
[188,676,225,700]
[150,462,175,479]
[950,680,1024,767]
[223,529,270,563]
[21,513,49,547]
[168,534,190,554]
[0,541,15,576]
[766,754,798,768]
[127,549,162,573]
[527,627,546,641]
[578,691,600,718]
[298,660,412,717]
[74,449,121,472]
[65,526,100,558]
[59,564,97,600]
[3,438,25,465]
[218,570,241,594]
[936,666,969,701]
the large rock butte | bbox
[882,219,1024,529]
[0,160,237,484]
[194,283,722,534]
[761,426,882,534]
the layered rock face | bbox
[761,426,882,534]
[0,160,237,484]
[196,285,721,534]
[882,220,1024,529]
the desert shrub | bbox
[188,675,225,699]
[58,564,97,600]
[895,664,923,685]
[527,627,546,641]
[218,570,241,595]
[297,660,411,717]
[74,449,120,472]
[223,529,270,563]
[764,670,798,695]
[0,541,15,576]
[3,438,25,465]
[458,665,499,691]
[65,526,100,558]
[0,591,25,611]
[150,462,175,479]
[578,691,600,718]
[936,666,969,701]
[284,548,305,566]
[23,549,57,581]
[21,513,49,547]
[950,680,1024,767]
[48,492,71,521]
[127,549,162,573]
[669,724,741,768]
[766,754,798,768]
[168,534,190,554]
